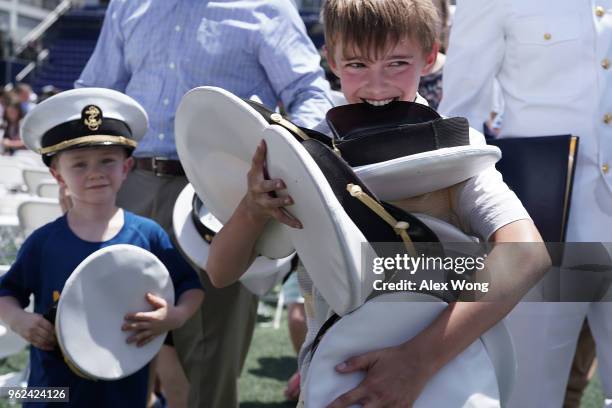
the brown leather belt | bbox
[134,157,185,176]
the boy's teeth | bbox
[365,98,394,106]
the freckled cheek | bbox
[339,73,366,94]
[63,176,82,191]
[351,71,370,83]
[108,168,125,182]
[68,170,86,182]
[390,72,419,93]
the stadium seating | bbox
[28,6,106,92]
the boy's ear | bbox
[324,45,341,77]
[122,156,134,177]
[49,166,66,188]
[421,41,441,75]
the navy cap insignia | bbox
[82,105,103,131]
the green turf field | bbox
[0,301,605,407]
[238,305,297,408]
[243,312,604,408]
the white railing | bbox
[14,49,49,83]
[12,0,74,84]
[14,0,74,56]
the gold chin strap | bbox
[55,329,96,380]
[269,113,343,157]
[331,138,342,157]
[53,292,96,381]
[347,184,417,257]
[64,356,95,380]
[270,113,311,141]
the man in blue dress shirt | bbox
[76,1,333,406]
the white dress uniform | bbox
[439,1,612,407]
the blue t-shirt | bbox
[0,211,202,408]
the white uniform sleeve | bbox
[438,0,507,132]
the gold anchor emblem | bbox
[83,105,102,131]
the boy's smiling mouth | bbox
[361,97,399,106]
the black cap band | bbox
[191,194,217,244]
[41,117,132,151]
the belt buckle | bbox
[151,157,169,177]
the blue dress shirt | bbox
[76,0,333,159]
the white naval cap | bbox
[21,87,148,166]
[172,183,295,296]
[56,244,174,380]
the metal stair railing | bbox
[11,0,77,84]
[14,0,75,56]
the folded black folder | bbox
[488,135,578,243]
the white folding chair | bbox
[11,150,43,168]
[37,182,60,199]
[0,215,18,229]
[22,167,54,195]
[0,157,25,192]
[0,324,28,361]
[0,193,31,219]
[0,267,29,372]
[17,198,62,238]
[0,369,28,392]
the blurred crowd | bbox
[0,83,60,156]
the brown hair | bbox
[322,0,440,60]
[3,97,24,123]
[431,0,450,53]
[48,145,131,170]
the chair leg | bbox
[273,291,285,330]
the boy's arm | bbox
[167,288,204,329]
[204,197,268,288]
[329,219,551,407]
[206,140,301,288]
[0,234,55,351]
[0,296,56,351]
[123,288,204,347]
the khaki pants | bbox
[118,169,258,408]
[563,320,596,408]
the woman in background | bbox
[1,97,25,155]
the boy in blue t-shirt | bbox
[0,88,204,407]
